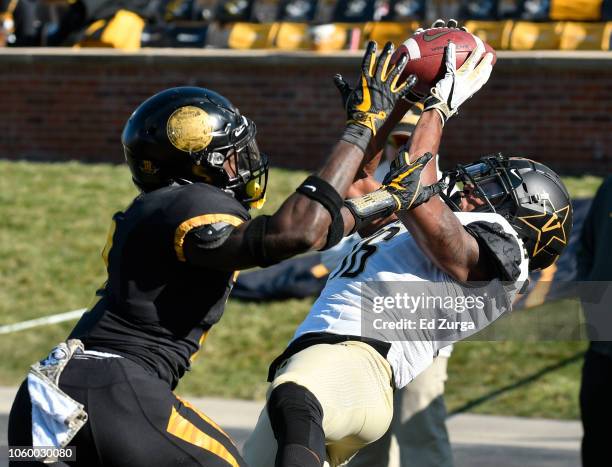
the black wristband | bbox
[296,176,343,220]
[323,213,345,250]
[296,176,345,251]
[244,215,279,267]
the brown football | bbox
[391,28,497,95]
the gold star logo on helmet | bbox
[517,201,571,258]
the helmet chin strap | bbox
[440,191,462,212]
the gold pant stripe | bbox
[174,213,244,262]
[167,406,239,467]
[176,396,232,441]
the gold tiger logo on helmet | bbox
[167,106,213,153]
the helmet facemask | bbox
[442,154,524,216]
[191,117,269,209]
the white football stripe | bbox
[403,38,420,60]
[471,33,485,52]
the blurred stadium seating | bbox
[1,0,611,50]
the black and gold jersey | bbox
[69,182,249,388]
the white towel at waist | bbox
[27,371,88,450]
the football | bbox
[391,28,497,95]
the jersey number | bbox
[332,226,401,279]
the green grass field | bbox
[0,160,603,418]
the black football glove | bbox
[382,151,446,211]
[334,41,418,153]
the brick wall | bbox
[1,49,611,174]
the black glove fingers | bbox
[375,41,395,81]
[413,184,437,208]
[362,41,378,77]
[396,142,411,157]
[432,180,448,195]
[418,180,447,205]
[397,73,417,97]
[333,74,352,105]
[447,18,458,29]
[431,18,445,28]
[414,152,434,166]
[387,53,408,89]
[404,74,418,90]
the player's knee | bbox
[267,382,325,451]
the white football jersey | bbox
[291,212,529,388]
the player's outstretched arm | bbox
[184,42,416,270]
[393,43,496,282]
[394,121,483,281]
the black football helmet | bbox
[122,86,268,209]
[442,154,573,271]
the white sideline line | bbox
[0,309,86,334]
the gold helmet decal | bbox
[517,200,571,258]
[167,106,213,153]
[140,160,158,175]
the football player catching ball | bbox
[243,30,572,467]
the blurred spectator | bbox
[461,0,498,19]
[1,0,50,46]
[425,0,460,22]
[577,176,612,467]
[215,0,255,23]
[458,0,522,20]
[498,0,521,18]
[277,0,318,22]
[252,0,277,22]
[43,0,155,48]
[520,0,549,21]
[332,0,376,22]
[3,0,612,50]
[606,1,612,20]
[314,0,336,22]
[0,0,15,46]
[162,0,216,22]
[376,0,425,21]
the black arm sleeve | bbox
[464,221,523,282]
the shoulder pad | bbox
[189,221,237,250]
[464,221,522,281]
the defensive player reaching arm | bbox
[182,41,431,271]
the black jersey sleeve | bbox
[464,221,523,282]
[164,183,250,262]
